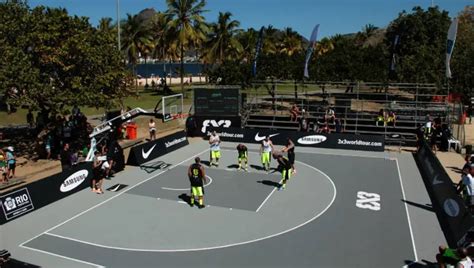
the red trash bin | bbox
[126,123,137,140]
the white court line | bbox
[161,176,213,191]
[255,186,278,213]
[20,244,104,268]
[19,148,210,247]
[40,161,336,253]
[395,158,419,263]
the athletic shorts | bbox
[261,152,271,164]
[282,168,292,181]
[191,186,203,196]
[442,248,460,265]
[238,156,248,162]
[211,150,221,159]
[7,163,15,170]
[288,153,295,165]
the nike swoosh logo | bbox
[142,144,157,159]
[432,174,443,185]
[255,133,280,142]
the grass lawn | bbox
[0,85,194,126]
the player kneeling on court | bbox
[273,152,292,190]
[260,136,273,171]
[236,144,248,171]
[188,157,207,209]
[209,131,221,167]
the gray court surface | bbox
[1,140,446,268]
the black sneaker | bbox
[198,204,205,209]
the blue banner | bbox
[252,27,264,77]
[304,24,320,79]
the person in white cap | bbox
[6,146,16,179]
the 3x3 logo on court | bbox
[356,191,381,211]
[1,188,35,220]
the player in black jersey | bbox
[282,137,296,174]
[236,144,248,171]
[188,157,207,208]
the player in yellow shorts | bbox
[260,136,274,171]
[236,144,248,171]
[273,152,292,190]
[188,157,207,209]
[209,131,221,167]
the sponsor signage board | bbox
[414,142,474,248]
[203,127,385,152]
[1,162,94,224]
[127,131,189,166]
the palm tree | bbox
[98,17,114,33]
[166,0,208,93]
[316,37,334,56]
[279,27,303,56]
[121,13,153,91]
[236,28,258,63]
[263,25,278,54]
[205,12,242,63]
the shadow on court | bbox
[178,194,192,206]
[401,199,435,213]
[257,180,281,188]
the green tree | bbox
[385,6,451,87]
[205,11,242,63]
[450,6,474,101]
[166,0,208,93]
[121,13,153,89]
[278,27,303,57]
[0,2,131,114]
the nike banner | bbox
[414,141,474,248]
[127,131,189,166]
[446,18,458,79]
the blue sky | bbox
[28,0,471,38]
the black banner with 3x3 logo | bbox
[202,127,385,152]
[0,162,94,224]
[127,131,189,166]
[414,141,474,248]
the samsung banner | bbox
[1,162,94,224]
[203,127,384,152]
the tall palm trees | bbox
[166,0,208,93]
[205,12,242,63]
[279,27,303,56]
[121,14,153,90]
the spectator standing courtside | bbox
[462,165,474,213]
[149,119,156,140]
[92,151,104,194]
[6,146,15,179]
[260,136,273,171]
[209,131,221,167]
[188,157,207,208]
[60,143,72,171]
[0,149,7,183]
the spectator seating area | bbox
[244,82,460,147]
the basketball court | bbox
[1,140,445,267]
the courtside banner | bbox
[205,127,384,152]
[0,162,93,224]
[415,142,474,248]
[127,131,189,166]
